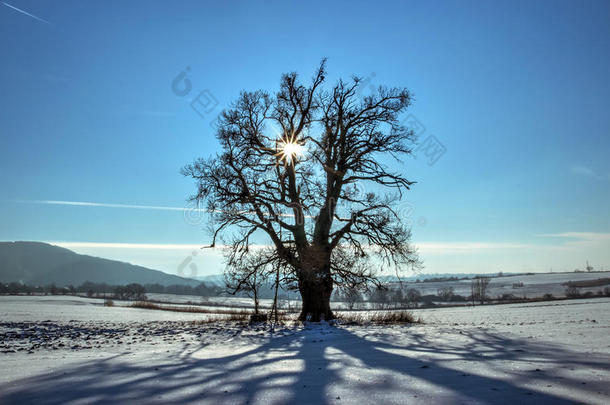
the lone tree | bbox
[183,60,420,321]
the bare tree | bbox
[391,288,404,309]
[405,288,421,308]
[370,285,390,309]
[470,276,491,305]
[183,60,420,321]
[339,285,362,310]
[224,248,273,314]
[437,286,454,302]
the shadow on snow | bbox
[1,325,608,404]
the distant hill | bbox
[0,241,201,287]
[193,274,225,286]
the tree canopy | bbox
[183,60,420,320]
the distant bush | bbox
[0,280,221,298]
[542,293,555,300]
[565,286,581,298]
[499,293,517,301]
[437,286,454,301]
[512,282,524,288]
[604,287,610,296]
[420,294,439,305]
[563,278,610,288]
[334,286,363,310]
[421,276,461,283]
[113,283,147,301]
[405,288,421,307]
[104,299,114,307]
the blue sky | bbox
[1,0,609,276]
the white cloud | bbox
[416,242,531,254]
[419,232,610,255]
[40,231,610,275]
[570,165,608,181]
[49,242,205,250]
[535,232,610,249]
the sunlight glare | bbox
[279,140,303,163]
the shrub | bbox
[104,299,114,307]
[565,286,581,298]
[188,312,250,324]
[404,288,421,307]
[338,310,421,325]
[542,293,554,300]
[114,283,147,301]
[130,301,251,316]
[249,313,268,323]
[437,286,454,301]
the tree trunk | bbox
[296,245,334,322]
[298,278,334,321]
[253,292,260,314]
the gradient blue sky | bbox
[1,0,609,276]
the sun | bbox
[276,137,304,164]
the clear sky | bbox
[1,0,609,277]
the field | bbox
[391,271,610,299]
[1,295,609,404]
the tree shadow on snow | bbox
[1,324,608,404]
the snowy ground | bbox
[391,271,610,298]
[1,296,609,404]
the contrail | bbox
[15,199,310,218]
[2,2,51,25]
[19,199,194,212]
[47,241,271,250]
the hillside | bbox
[0,241,201,287]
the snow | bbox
[0,295,215,323]
[1,296,609,404]
[395,271,610,298]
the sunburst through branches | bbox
[275,134,304,164]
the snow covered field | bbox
[392,271,610,298]
[1,295,609,404]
